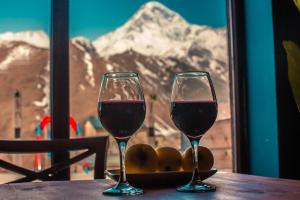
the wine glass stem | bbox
[118,140,127,183]
[191,139,200,182]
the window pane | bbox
[0,0,50,182]
[70,0,232,179]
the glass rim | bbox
[103,72,139,78]
[175,71,210,77]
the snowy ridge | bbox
[135,61,156,78]
[93,1,190,56]
[83,53,95,87]
[93,1,227,60]
[72,37,94,52]
[154,115,177,135]
[0,30,49,49]
[0,46,32,70]
[72,37,95,87]
[33,62,50,113]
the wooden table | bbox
[0,172,299,200]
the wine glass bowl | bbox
[98,72,145,196]
[171,100,217,140]
[170,71,218,192]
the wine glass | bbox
[98,72,146,196]
[170,71,217,192]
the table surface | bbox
[0,172,300,200]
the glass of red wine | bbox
[98,72,146,196]
[170,71,218,193]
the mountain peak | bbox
[72,36,95,52]
[0,30,49,49]
[93,1,224,58]
[128,1,187,28]
[135,1,176,19]
[141,1,166,9]
[93,1,191,56]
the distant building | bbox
[84,116,106,137]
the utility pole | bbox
[14,90,21,139]
[13,90,22,166]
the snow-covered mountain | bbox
[0,30,49,49]
[93,1,228,82]
[93,1,228,105]
[93,2,227,73]
[0,1,229,138]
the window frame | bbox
[50,0,70,180]
[227,0,250,173]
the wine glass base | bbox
[177,180,216,193]
[103,182,143,196]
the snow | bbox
[33,62,50,114]
[0,30,49,49]
[156,59,163,66]
[164,59,175,67]
[35,115,41,121]
[111,93,121,100]
[93,1,226,61]
[79,84,86,91]
[72,37,94,52]
[0,46,32,70]
[72,37,95,87]
[135,61,156,78]
[154,115,177,135]
[93,1,189,56]
[92,1,228,84]
[106,64,114,71]
[83,52,95,87]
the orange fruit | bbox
[156,147,182,171]
[182,146,214,171]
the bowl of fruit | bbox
[105,144,217,188]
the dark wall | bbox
[272,0,300,179]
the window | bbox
[0,0,235,181]
[70,0,232,177]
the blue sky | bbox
[0,0,226,40]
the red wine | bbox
[98,100,146,140]
[171,101,217,139]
